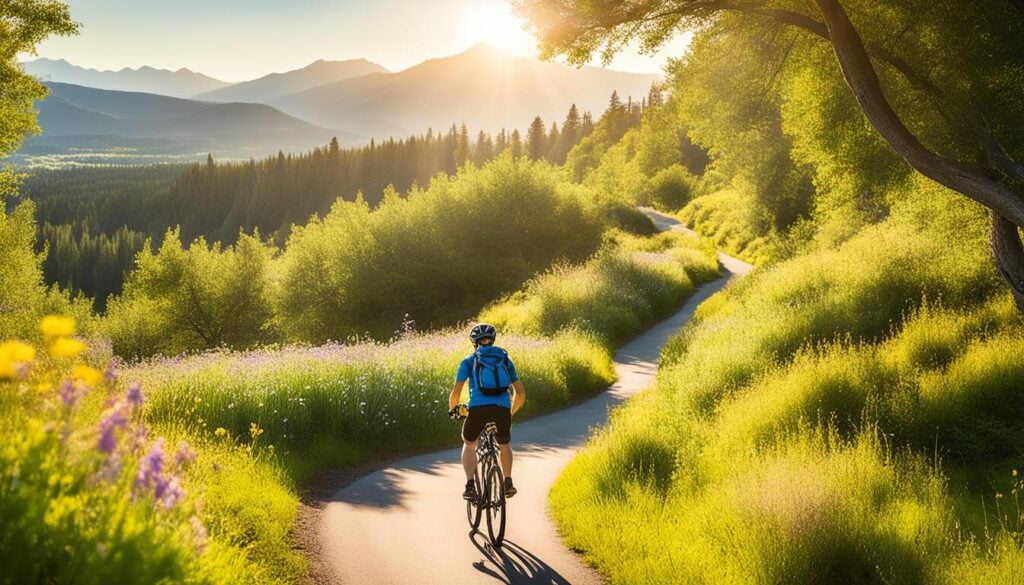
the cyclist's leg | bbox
[461,408,485,481]
[494,407,514,494]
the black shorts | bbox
[462,405,512,444]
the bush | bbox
[641,164,697,211]
[276,153,605,344]
[549,183,1024,583]
[480,231,719,346]
[104,231,276,360]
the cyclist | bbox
[448,323,526,501]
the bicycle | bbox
[465,420,507,547]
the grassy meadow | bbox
[549,180,1024,584]
[0,218,719,583]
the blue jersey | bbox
[455,346,519,409]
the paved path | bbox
[316,210,753,584]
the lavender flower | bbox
[154,475,184,509]
[59,380,76,407]
[135,438,165,492]
[125,382,144,409]
[191,516,209,552]
[97,408,128,453]
[104,362,118,385]
[175,440,197,468]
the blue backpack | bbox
[473,346,513,396]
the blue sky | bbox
[32,0,692,81]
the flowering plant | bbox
[0,317,209,584]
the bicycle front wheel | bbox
[485,465,506,547]
[467,465,483,531]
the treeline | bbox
[105,154,620,359]
[155,98,605,246]
[26,90,662,309]
[38,223,147,312]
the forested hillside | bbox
[22,93,661,309]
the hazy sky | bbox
[31,0,692,81]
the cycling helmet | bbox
[469,323,497,344]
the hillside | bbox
[22,57,231,98]
[26,82,350,160]
[271,43,657,138]
[193,59,389,103]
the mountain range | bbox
[18,45,660,165]
[194,59,389,103]
[270,44,657,137]
[24,82,342,163]
[22,58,231,98]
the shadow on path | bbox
[469,532,573,584]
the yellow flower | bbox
[36,383,53,394]
[249,422,263,440]
[1,341,36,363]
[48,337,87,359]
[40,316,76,339]
[72,365,103,388]
[1014,469,1019,478]
[0,341,35,380]
[214,427,227,438]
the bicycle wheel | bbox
[466,464,483,531]
[485,465,506,547]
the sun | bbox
[466,2,535,54]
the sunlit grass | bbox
[550,197,1024,583]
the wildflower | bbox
[59,380,77,408]
[97,408,128,453]
[125,382,144,408]
[104,363,118,385]
[49,337,86,358]
[1014,469,1019,478]
[155,475,185,509]
[214,427,227,438]
[191,516,209,552]
[95,454,123,483]
[249,422,263,440]
[0,341,35,380]
[175,440,197,468]
[73,365,103,388]
[41,315,75,339]
[135,438,165,499]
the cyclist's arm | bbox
[510,379,525,416]
[449,379,466,411]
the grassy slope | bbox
[550,180,1024,584]
[125,227,720,583]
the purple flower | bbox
[125,382,144,409]
[97,408,128,453]
[154,475,184,509]
[95,453,123,483]
[104,363,118,385]
[135,438,165,492]
[175,440,196,468]
[59,380,76,407]
[191,516,209,552]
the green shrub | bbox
[276,153,605,344]
[641,164,697,211]
[480,231,719,346]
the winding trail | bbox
[314,210,753,584]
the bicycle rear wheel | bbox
[466,465,483,531]
[485,465,506,547]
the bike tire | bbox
[485,465,506,547]
[467,465,483,531]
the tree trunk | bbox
[813,0,1024,231]
[991,212,1024,312]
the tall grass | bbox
[131,330,614,476]
[550,182,1024,583]
[481,230,719,346]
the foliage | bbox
[549,180,1024,583]
[104,231,276,360]
[276,153,604,344]
[481,230,719,345]
[0,317,221,585]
